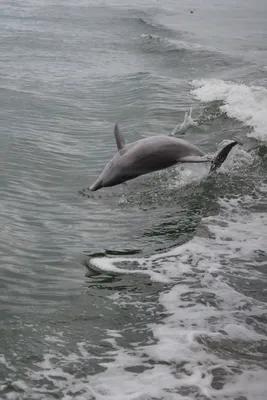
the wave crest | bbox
[191,79,267,142]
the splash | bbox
[170,108,197,136]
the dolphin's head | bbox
[90,152,136,191]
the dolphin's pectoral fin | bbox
[114,122,125,150]
[178,156,212,163]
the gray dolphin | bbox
[90,123,238,191]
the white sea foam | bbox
[87,193,267,399]
[191,79,267,141]
[0,355,16,372]
[2,193,267,399]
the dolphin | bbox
[90,123,238,191]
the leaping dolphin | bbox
[90,123,238,191]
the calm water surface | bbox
[0,0,267,399]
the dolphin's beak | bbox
[90,177,102,191]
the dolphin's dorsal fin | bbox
[114,122,125,150]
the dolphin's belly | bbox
[133,151,178,174]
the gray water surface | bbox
[1,1,267,399]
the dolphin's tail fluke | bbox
[209,140,240,173]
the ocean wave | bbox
[86,190,267,400]
[137,14,174,35]
[140,33,209,53]
[191,79,267,142]
[2,189,266,399]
